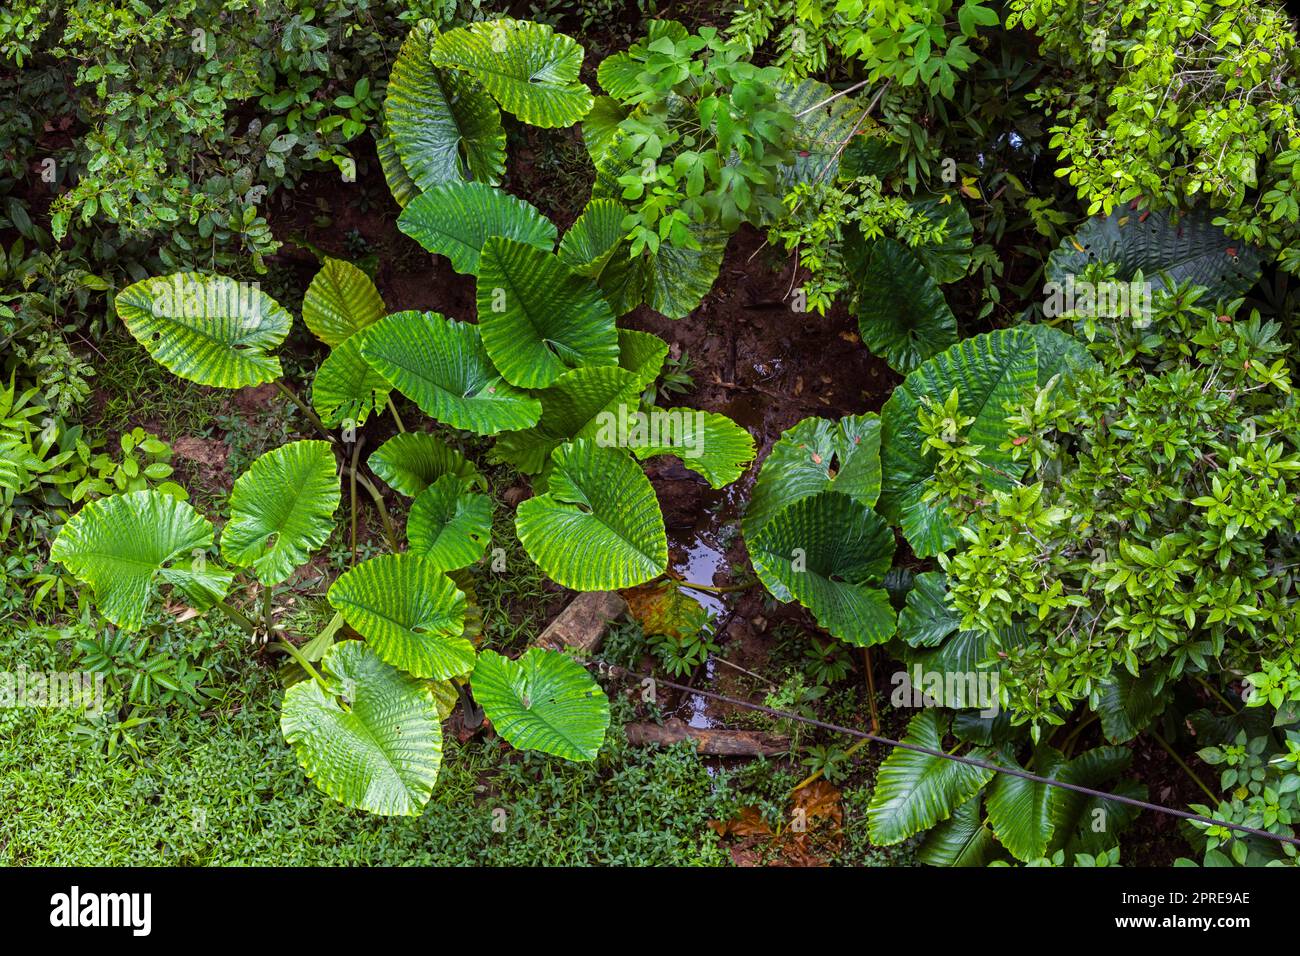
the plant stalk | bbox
[274,380,334,442]
[1150,728,1218,803]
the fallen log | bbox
[624,718,791,757]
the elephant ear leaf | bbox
[878,328,1038,557]
[917,794,998,867]
[1046,207,1262,300]
[407,474,493,572]
[867,710,994,845]
[744,413,882,539]
[385,19,505,189]
[281,640,443,816]
[398,182,557,275]
[470,648,610,760]
[849,235,958,374]
[491,365,642,475]
[311,334,391,429]
[648,225,728,319]
[627,408,756,489]
[51,489,233,631]
[302,258,385,347]
[558,198,649,316]
[221,440,341,586]
[361,310,542,435]
[114,273,292,388]
[367,431,483,498]
[431,18,594,128]
[516,439,667,590]
[476,237,620,388]
[747,490,897,647]
[328,553,473,680]
[986,748,1065,862]
[908,196,974,284]
[617,329,669,391]
[897,571,961,648]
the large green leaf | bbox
[557,198,648,315]
[386,20,505,189]
[744,413,882,539]
[1096,670,1167,744]
[430,18,593,128]
[617,329,669,391]
[1048,746,1132,853]
[328,553,472,680]
[398,182,557,276]
[220,441,340,586]
[850,235,958,374]
[114,273,292,388]
[50,489,233,631]
[492,365,642,475]
[581,96,628,166]
[516,439,667,590]
[281,640,443,816]
[909,196,974,284]
[867,711,994,845]
[361,310,541,435]
[302,258,385,347]
[748,490,897,647]
[1046,207,1262,301]
[986,748,1065,862]
[775,77,866,192]
[879,329,1038,557]
[918,794,998,867]
[471,648,610,760]
[367,431,483,498]
[627,408,756,489]
[375,121,420,209]
[476,237,620,388]
[311,333,392,429]
[406,474,492,572]
[648,226,728,319]
[897,571,960,648]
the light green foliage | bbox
[1188,714,1300,866]
[281,640,445,816]
[1009,0,1300,270]
[597,22,796,256]
[470,648,610,761]
[50,489,233,631]
[929,285,1300,733]
[3,1,408,271]
[729,0,999,96]
[515,439,668,591]
[221,440,341,586]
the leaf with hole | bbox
[515,439,667,591]
[470,648,609,760]
[114,273,292,388]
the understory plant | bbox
[49,17,758,816]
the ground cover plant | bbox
[2,0,1300,870]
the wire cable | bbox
[588,660,1300,851]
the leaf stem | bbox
[344,466,398,550]
[274,379,334,442]
[1150,728,1218,803]
[216,599,257,636]
[388,398,406,433]
[271,640,327,688]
